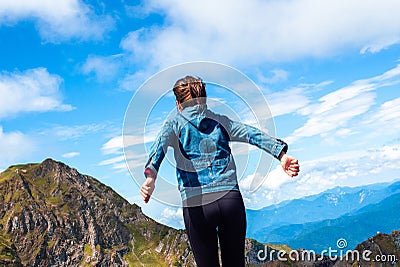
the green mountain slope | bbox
[0,159,194,266]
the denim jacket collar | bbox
[180,104,207,118]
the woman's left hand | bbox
[279,152,300,177]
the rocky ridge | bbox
[0,159,194,266]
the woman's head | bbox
[173,76,206,110]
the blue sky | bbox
[1,0,399,229]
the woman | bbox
[140,76,299,266]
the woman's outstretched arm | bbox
[224,116,300,177]
[141,121,175,203]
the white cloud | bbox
[0,68,73,119]
[62,152,80,158]
[286,64,400,143]
[366,97,400,129]
[101,135,124,155]
[268,87,311,118]
[289,91,376,142]
[0,126,35,168]
[100,134,149,172]
[123,0,400,67]
[0,0,113,42]
[101,135,146,156]
[45,123,107,141]
[333,128,357,138]
[159,207,184,229]
[82,54,123,82]
[99,155,125,166]
[100,117,166,172]
[240,165,293,208]
[118,70,154,92]
[257,69,289,84]
[99,136,126,171]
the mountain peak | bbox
[40,157,71,171]
[35,158,81,182]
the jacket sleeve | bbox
[225,117,288,159]
[144,121,175,178]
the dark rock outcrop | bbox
[0,159,194,266]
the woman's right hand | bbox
[140,177,155,203]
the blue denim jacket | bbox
[145,104,288,201]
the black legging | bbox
[183,190,246,267]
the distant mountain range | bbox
[247,179,400,251]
